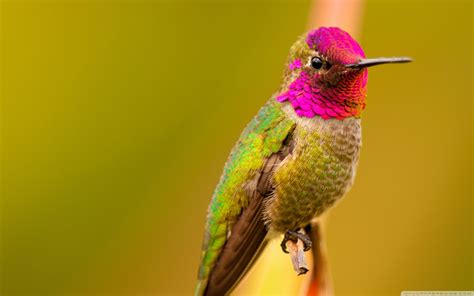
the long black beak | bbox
[346,57,412,69]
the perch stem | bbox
[285,231,309,275]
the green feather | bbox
[196,98,295,293]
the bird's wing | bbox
[196,99,296,296]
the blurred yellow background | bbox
[1,0,472,295]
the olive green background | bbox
[1,0,472,295]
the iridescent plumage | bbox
[196,27,411,296]
[196,99,295,294]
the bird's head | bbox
[277,27,411,119]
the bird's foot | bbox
[280,230,312,254]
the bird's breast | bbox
[265,104,362,232]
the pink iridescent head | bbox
[277,27,411,120]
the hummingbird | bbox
[195,27,411,296]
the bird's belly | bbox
[265,115,361,232]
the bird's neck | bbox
[276,70,367,120]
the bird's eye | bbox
[311,57,323,70]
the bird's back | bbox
[196,98,295,295]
